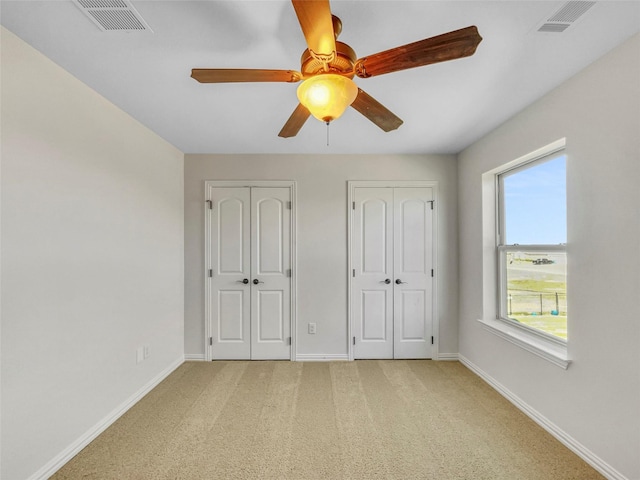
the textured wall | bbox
[458,33,640,479]
[184,154,458,359]
[1,27,185,480]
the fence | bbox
[508,292,567,316]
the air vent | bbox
[537,1,596,33]
[72,0,152,32]
[538,23,571,33]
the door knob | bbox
[253,279,264,285]
[395,279,408,284]
[237,278,249,284]
[380,279,391,284]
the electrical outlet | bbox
[143,345,150,359]
[136,346,144,364]
[308,322,316,334]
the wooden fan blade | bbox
[354,26,482,78]
[351,89,403,132]
[191,69,302,83]
[279,104,311,138]
[291,0,336,61]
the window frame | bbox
[495,149,567,345]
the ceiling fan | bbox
[191,0,482,138]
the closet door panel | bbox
[209,187,251,359]
[251,187,291,360]
[352,188,394,359]
[393,188,434,359]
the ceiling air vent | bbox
[72,0,152,32]
[537,1,596,33]
[538,23,571,33]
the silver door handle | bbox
[395,279,408,284]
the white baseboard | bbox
[458,354,628,480]
[293,353,460,361]
[295,353,350,362]
[187,353,350,362]
[184,353,206,361]
[28,356,184,480]
[436,353,459,361]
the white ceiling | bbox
[2,1,639,154]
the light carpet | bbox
[52,360,604,479]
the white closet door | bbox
[210,187,251,360]
[352,188,394,359]
[393,188,434,359]
[250,187,291,360]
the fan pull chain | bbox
[326,121,330,147]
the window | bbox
[497,151,567,342]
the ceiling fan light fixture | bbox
[296,74,358,123]
[192,2,483,138]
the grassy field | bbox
[510,314,567,339]
[506,252,567,339]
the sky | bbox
[503,155,566,245]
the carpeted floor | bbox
[52,360,604,479]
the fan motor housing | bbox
[300,42,357,78]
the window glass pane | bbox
[503,155,566,245]
[505,250,567,339]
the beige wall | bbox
[184,154,458,358]
[458,33,640,478]
[1,27,184,480]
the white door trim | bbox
[205,180,297,361]
[347,180,439,361]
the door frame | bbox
[347,180,439,361]
[204,180,297,361]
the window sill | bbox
[477,318,571,369]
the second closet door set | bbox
[351,186,435,359]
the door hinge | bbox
[206,200,213,209]
[287,201,292,210]
[209,337,213,346]
[429,200,434,210]
[286,336,291,346]
[208,269,213,278]
[353,336,356,345]
[352,201,355,210]
[352,269,355,277]
[431,269,434,277]
[431,336,434,345]
[287,268,292,278]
